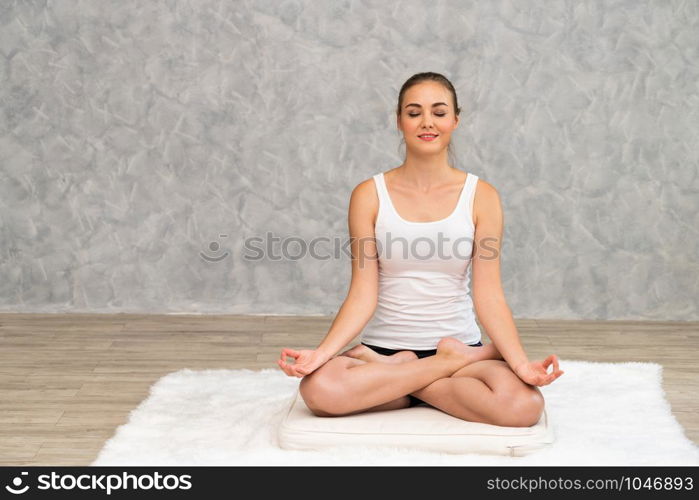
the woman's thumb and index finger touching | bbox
[278,347,311,378]
[280,347,300,360]
[278,347,333,378]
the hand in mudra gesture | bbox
[513,355,564,386]
[277,348,331,378]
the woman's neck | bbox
[396,160,456,192]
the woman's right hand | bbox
[513,355,564,387]
[277,348,331,378]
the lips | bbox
[418,134,438,141]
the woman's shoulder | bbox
[352,175,379,197]
[348,177,380,228]
[472,177,501,226]
[473,176,496,193]
[350,176,380,212]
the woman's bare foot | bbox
[340,344,418,364]
[468,342,505,363]
[436,337,483,369]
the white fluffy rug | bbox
[91,360,699,466]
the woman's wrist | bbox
[510,358,530,373]
[316,345,336,360]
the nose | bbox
[420,115,436,130]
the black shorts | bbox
[360,340,484,408]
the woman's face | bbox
[397,81,459,154]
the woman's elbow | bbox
[347,287,378,310]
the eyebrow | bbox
[405,102,449,108]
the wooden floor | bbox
[0,313,697,465]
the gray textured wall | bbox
[1,0,697,319]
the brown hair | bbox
[396,72,461,166]
[396,72,461,118]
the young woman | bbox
[278,72,564,427]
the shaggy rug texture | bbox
[91,360,699,466]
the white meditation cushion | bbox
[277,389,555,457]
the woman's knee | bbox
[299,356,356,416]
[500,387,545,427]
[477,361,545,427]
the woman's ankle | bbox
[483,342,505,361]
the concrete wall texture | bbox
[1,0,697,319]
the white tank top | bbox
[359,170,482,350]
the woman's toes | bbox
[436,337,470,357]
[437,337,480,364]
[341,344,377,362]
[390,350,418,363]
[340,345,417,364]
[343,345,363,357]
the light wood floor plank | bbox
[0,313,696,465]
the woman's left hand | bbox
[513,355,564,386]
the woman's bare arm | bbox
[471,180,530,371]
[315,179,380,359]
